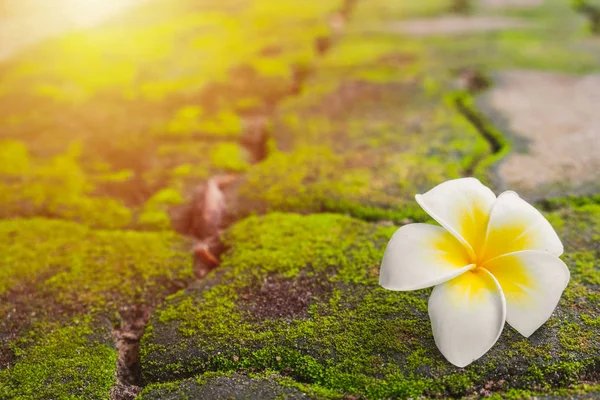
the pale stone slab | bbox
[481,0,544,9]
[391,15,527,37]
[482,70,600,197]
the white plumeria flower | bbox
[379,178,570,368]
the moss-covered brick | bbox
[413,0,600,75]
[0,218,194,399]
[230,2,493,224]
[232,0,600,224]
[3,0,600,397]
[0,0,343,227]
[140,205,600,398]
[0,218,193,304]
[139,372,309,400]
[0,317,117,400]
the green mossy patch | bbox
[139,372,309,400]
[0,218,193,305]
[0,0,340,103]
[244,0,598,226]
[413,0,600,75]
[140,208,599,398]
[0,140,132,229]
[0,218,194,399]
[0,0,343,226]
[234,22,492,222]
[2,0,600,398]
[210,142,251,173]
[0,317,116,400]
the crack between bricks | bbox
[452,90,510,178]
[110,0,359,397]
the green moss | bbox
[0,141,132,229]
[490,384,600,400]
[0,0,344,224]
[141,207,600,397]
[232,0,500,221]
[451,91,512,184]
[198,110,243,138]
[0,218,195,398]
[320,38,402,70]
[237,79,489,222]
[222,213,396,282]
[0,140,30,175]
[410,0,600,75]
[165,106,205,137]
[164,107,244,139]
[0,1,335,102]
[564,252,600,286]
[0,218,193,306]
[240,147,373,216]
[210,142,250,172]
[139,371,313,399]
[3,0,600,397]
[539,194,600,212]
[138,188,186,230]
[0,316,116,400]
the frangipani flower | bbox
[379,178,569,367]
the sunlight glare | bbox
[58,0,146,26]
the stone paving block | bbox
[481,0,544,9]
[404,0,600,74]
[139,373,310,400]
[479,71,600,200]
[0,218,193,399]
[140,207,600,398]
[393,16,527,37]
[1,0,600,398]
[0,0,342,229]
[231,0,492,224]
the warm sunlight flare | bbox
[379,178,570,367]
[0,0,144,25]
[2,0,144,25]
[0,0,148,61]
[59,0,144,25]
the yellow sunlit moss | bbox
[138,188,185,230]
[210,142,250,172]
[0,0,337,103]
[0,140,30,175]
[198,110,243,137]
[0,140,131,228]
[166,105,204,136]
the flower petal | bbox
[428,268,506,367]
[415,178,496,258]
[481,191,563,262]
[379,223,473,291]
[482,250,570,337]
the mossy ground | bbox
[139,372,309,400]
[0,0,343,230]
[140,203,600,398]
[0,317,117,400]
[234,0,600,225]
[233,0,495,224]
[0,218,194,398]
[0,1,341,397]
[2,0,600,398]
[421,0,600,74]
